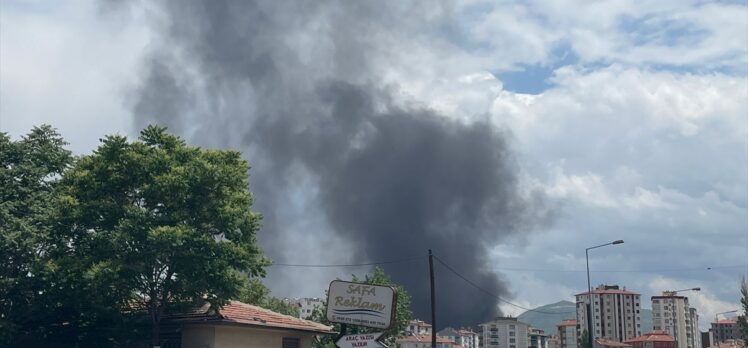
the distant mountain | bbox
[517,301,653,336]
[517,301,577,335]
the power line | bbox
[268,256,746,274]
[268,256,425,268]
[434,256,577,316]
[490,264,748,273]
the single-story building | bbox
[164,300,334,348]
[624,331,675,348]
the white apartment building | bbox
[437,327,480,348]
[479,317,530,348]
[407,319,433,336]
[651,291,700,348]
[286,297,324,319]
[459,328,481,348]
[557,319,578,348]
[576,285,642,344]
[530,328,549,348]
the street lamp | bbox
[585,240,624,348]
[714,310,739,323]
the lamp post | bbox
[585,240,624,348]
[664,287,700,348]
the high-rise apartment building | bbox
[651,291,701,348]
[558,319,579,348]
[711,319,742,344]
[576,285,642,344]
[479,317,530,348]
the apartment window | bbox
[510,325,516,329]
[510,332,516,336]
[510,338,516,343]
[282,337,300,348]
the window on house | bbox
[282,337,300,348]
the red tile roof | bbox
[165,300,333,334]
[625,331,674,343]
[397,334,452,343]
[559,319,578,326]
[596,338,633,347]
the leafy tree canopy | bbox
[50,125,268,344]
[238,278,301,318]
[0,126,72,344]
[739,278,748,339]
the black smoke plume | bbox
[114,0,552,327]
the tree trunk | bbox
[151,308,160,348]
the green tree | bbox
[739,278,748,339]
[52,125,268,346]
[0,126,72,344]
[238,278,301,317]
[579,329,590,348]
[310,267,412,348]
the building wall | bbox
[480,318,530,348]
[182,325,216,348]
[181,325,318,348]
[652,295,700,348]
[711,322,742,344]
[577,287,642,343]
[559,325,578,348]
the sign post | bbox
[326,280,397,330]
[335,332,388,348]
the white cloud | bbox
[0,0,152,153]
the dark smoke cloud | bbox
[116,0,553,327]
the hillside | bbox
[517,301,653,335]
[517,301,577,334]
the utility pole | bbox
[429,249,436,348]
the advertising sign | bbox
[335,333,387,348]
[326,280,397,330]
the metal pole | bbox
[429,249,436,348]
[586,248,593,348]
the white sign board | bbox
[326,280,397,330]
[335,332,387,348]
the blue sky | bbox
[1,0,746,330]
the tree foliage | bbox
[0,126,72,344]
[1,125,270,345]
[580,329,590,348]
[310,267,412,348]
[238,278,301,317]
[739,278,748,340]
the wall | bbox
[214,325,316,348]
[181,324,320,348]
[181,326,216,348]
